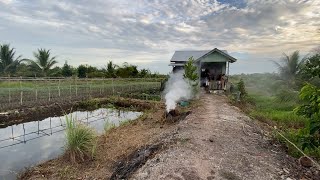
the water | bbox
[0,108,142,180]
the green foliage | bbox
[104,121,116,133]
[237,79,247,100]
[25,48,58,77]
[106,60,116,78]
[303,54,320,79]
[62,61,73,77]
[295,83,320,149]
[273,50,305,88]
[274,89,299,103]
[0,43,166,78]
[119,119,131,126]
[0,44,21,76]
[183,56,198,81]
[77,65,87,78]
[116,62,139,78]
[65,115,97,163]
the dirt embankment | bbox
[19,94,319,179]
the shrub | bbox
[65,115,97,163]
[237,79,247,100]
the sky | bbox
[0,0,319,74]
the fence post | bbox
[8,75,11,104]
[20,76,23,105]
[48,86,51,102]
[70,82,72,100]
[58,79,61,97]
[75,78,78,97]
[112,78,115,96]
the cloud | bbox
[0,0,319,74]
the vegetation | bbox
[230,51,320,159]
[65,115,97,163]
[273,50,305,88]
[237,79,247,101]
[0,43,166,78]
[184,56,199,96]
[104,121,116,133]
[0,44,21,76]
[25,49,58,77]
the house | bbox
[169,48,237,89]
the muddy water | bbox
[0,108,142,180]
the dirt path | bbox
[132,94,312,180]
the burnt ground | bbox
[19,93,319,179]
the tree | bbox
[139,68,151,78]
[184,56,198,81]
[77,65,87,78]
[0,44,21,76]
[106,60,116,78]
[62,61,73,77]
[26,49,58,76]
[304,54,320,79]
[116,62,139,78]
[273,50,305,87]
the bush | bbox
[65,115,97,163]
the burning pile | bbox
[163,70,193,119]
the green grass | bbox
[119,119,131,126]
[65,115,97,163]
[104,121,116,133]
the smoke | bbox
[163,70,193,112]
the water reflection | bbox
[0,108,142,180]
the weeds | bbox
[104,121,116,133]
[65,115,97,163]
[119,119,131,126]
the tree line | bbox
[0,44,166,78]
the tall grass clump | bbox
[65,115,97,163]
[104,121,116,133]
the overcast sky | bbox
[0,0,319,74]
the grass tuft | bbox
[65,115,97,163]
[104,121,116,133]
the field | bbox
[0,77,163,111]
[229,73,320,159]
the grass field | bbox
[0,78,163,111]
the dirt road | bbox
[132,94,315,180]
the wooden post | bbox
[75,78,78,97]
[20,76,23,105]
[58,79,61,97]
[8,75,11,104]
[112,78,114,95]
[70,83,72,100]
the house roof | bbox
[169,48,236,63]
[168,62,185,66]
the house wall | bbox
[200,52,229,63]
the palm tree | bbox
[0,44,21,76]
[273,50,305,87]
[26,49,58,76]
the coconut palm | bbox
[26,49,58,76]
[273,50,305,87]
[0,44,21,76]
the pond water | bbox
[0,108,142,180]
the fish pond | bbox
[0,108,142,180]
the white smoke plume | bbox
[163,70,193,112]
